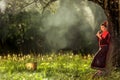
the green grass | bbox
[0,52,120,80]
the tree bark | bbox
[88,0,120,69]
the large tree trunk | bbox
[89,0,120,68]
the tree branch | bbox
[42,0,57,13]
[19,0,36,11]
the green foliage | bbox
[0,10,46,53]
[0,0,58,54]
[0,53,119,80]
[0,0,99,54]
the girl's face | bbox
[100,25,107,32]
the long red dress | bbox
[91,31,111,70]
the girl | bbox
[91,21,111,78]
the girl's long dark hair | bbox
[102,20,108,28]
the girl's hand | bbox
[96,31,102,39]
[96,31,100,36]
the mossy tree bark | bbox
[89,0,120,68]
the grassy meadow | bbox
[0,52,120,80]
